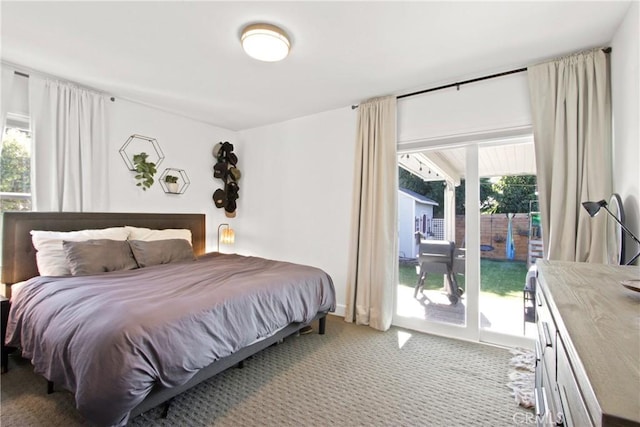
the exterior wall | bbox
[398,192,416,258]
[415,203,435,237]
[455,213,533,262]
[399,191,436,258]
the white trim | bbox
[398,125,533,152]
[479,329,535,350]
[0,192,31,200]
[332,303,346,317]
[393,315,478,342]
[464,145,481,341]
[393,314,533,350]
[5,112,30,131]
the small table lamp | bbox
[582,199,640,265]
[217,223,235,252]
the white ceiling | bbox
[0,1,631,131]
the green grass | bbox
[399,258,527,297]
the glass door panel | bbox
[395,146,475,340]
[477,142,538,341]
[394,137,538,348]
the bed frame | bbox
[1,211,327,421]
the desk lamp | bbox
[582,199,640,265]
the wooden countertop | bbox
[537,261,640,426]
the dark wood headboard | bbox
[2,212,206,294]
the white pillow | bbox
[124,226,192,244]
[31,227,130,276]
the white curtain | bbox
[345,96,398,331]
[29,77,108,211]
[528,49,612,263]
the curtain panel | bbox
[528,49,612,263]
[345,96,398,331]
[29,77,108,212]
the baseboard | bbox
[331,303,346,317]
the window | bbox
[1,113,31,212]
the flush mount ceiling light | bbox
[241,23,290,62]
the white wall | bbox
[236,107,356,316]
[611,1,640,264]
[397,72,532,148]
[247,74,535,315]
[106,98,237,251]
[111,99,358,315]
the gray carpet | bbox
[1,315,531,426]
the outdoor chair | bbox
[413,234,465,304]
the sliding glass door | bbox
[394,144,479,342]
[394,138,537,348]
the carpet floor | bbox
[1,315,531,426]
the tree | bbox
[492,175,537,213]
[399,167,446,216]
[399,167,538,215]
[455,178,495,215]
[399,167,494,216]
[0,128,31,211]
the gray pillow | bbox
[128,239,196,268]
[62,239,139,276]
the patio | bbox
[396,283,537,338]
[397,141,540,340]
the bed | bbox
[2,212,336,426]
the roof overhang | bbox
[399,138,535,185]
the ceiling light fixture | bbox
[241,23,290,62]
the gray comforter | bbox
[5,253,335,426]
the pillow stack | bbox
[30,226,195,277]
[31,227,130,276]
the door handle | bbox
[542,322,553,348]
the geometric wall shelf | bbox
[119,134,165,171]
[159,168,190,195]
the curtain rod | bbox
[8,65,116,102]
[351,47,611,110]
[397,67,527,101]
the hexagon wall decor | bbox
[159,168,190,195]
[119,134,165,171]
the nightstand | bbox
[1,296,12,373]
